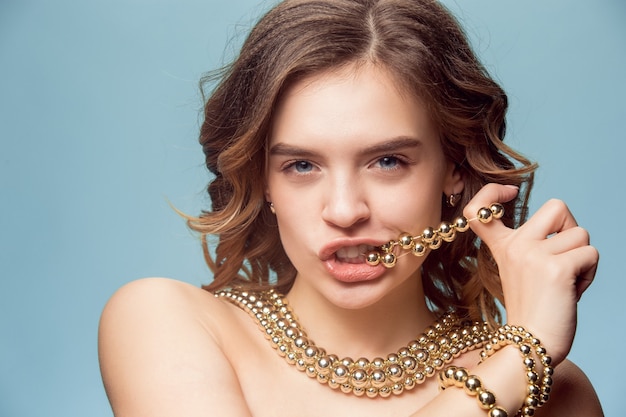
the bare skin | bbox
[99,64,602,416]
[98,278,601,417]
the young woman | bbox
[98,1,602,416]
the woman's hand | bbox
[464,184,599,366]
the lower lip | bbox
[323,257,387,283]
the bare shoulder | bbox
[98,278,253,417]
[535,359,603,417]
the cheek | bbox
[372,175,445,227]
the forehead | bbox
[270,63,438,147]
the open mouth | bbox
[335,244,375,264]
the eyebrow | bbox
[269,136,423,158]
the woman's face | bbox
[266,63,462,309]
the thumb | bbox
[463,184,519,248]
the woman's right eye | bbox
[286,160,314,173]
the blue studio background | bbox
[1,1,624,416]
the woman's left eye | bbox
[376,156,402,170]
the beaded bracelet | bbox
[439,366,509,417]
[479,325,554,416]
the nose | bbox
[321,173,370,229]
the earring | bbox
[447,193,462,207]
[269,202,276,214]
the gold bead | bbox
[371,370,386,388]
[428,237,442,249]
[402,357,417,373]
[371,357,385,369]
[355,357,369,370]
[339,382,352,393]
[332,364,349,384]
[525,396,539,408]
[528,384,540,396]
[442,229,457,242]
[443,366,457,381]
[340,357,353,367]
[392,383,404,395]
[412,242,427,257]
[490,203,504,219]
[519,344,531,355]
[365,252,381,266]
[398,233,414,250]
[380,241,394,253]
[293,336,308,350]
[378,386,392,398]
[526,371,538,383]
[414,372,425,384]
[305,366,316,377]
[316,356,331,375]
[351,369,367,388]
[477,207,493,223]
[404,376,417,389]
[523,357,535,369]
[397,348,411,358]
[422,227,437,243]
[388,364,404,382]
[415,348,428,362]
[316,373,328,383]
[543,376,553,387]
[453,368,469,387]
[454,216,469,232]
[438,222,454,240]
[381,253,397,268]
[284,327,298,339]
[489,407,509,417]
[478,390,497,409]
[464,375,482,394]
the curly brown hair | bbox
[186,0,536,325]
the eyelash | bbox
[282,160,316,175]
[374,155,409,171]
[281,154,411,175]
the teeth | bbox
[336,245,374,262]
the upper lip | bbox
[318,238,389,261]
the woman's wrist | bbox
[468,345,529,415]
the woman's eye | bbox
[377,156,401,170]
[288,160,314,173]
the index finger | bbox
[518,199,578,240]
[463,183,519,248]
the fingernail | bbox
[504,185,519,190]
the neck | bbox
[285,272,436,359]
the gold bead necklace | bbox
[216,288,492,398]
[365,203,504,268]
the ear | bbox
[443,161,464,196]
[264,183,272,203]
